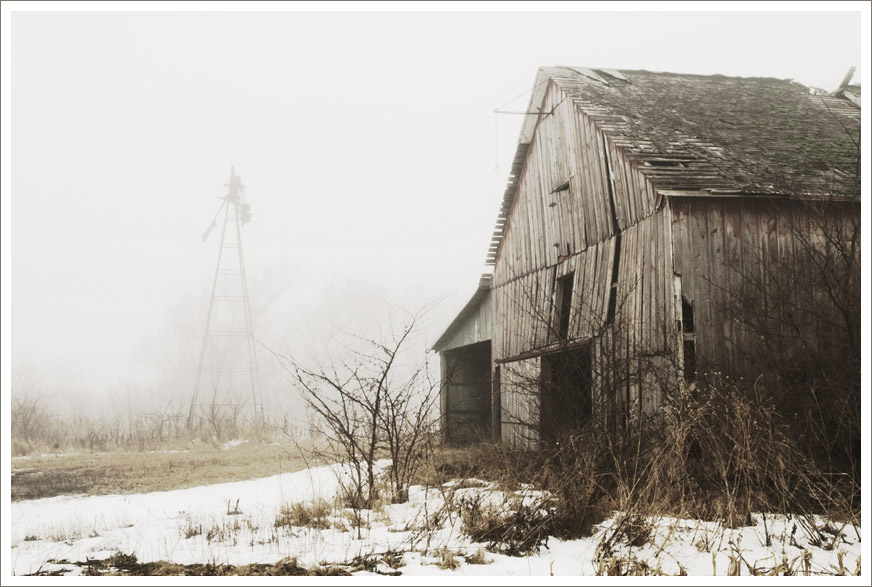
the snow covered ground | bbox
[8,461,863,577]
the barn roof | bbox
[485,66,861,265]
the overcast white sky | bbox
[3,3,868,394]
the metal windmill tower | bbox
[188,167,263,429]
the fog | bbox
[5,7,863,417]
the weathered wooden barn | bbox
[434,66,861,447]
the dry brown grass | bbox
[275,499,333,530]
[464,548,492,565]
[431,547,461,570]
[11,442,320,501]
[32,553,352,576]
[425,373,859,555]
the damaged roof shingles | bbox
[542,67,861,198]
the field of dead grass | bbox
[10,441,319,501]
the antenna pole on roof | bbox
[830,66,856,97]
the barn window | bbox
[682,295,696,381]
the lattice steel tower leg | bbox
[188,167,264,430]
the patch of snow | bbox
[220,439,248,450]
[9,462,863,577]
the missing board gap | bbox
[682,296,694,333]
[556,272,575,341]
[645,160,686,168]
[552,181,570,193]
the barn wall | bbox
[493,81,620,287]
[492,264,555,361]
[491,237,622,362]
[670,197,860,376]
[491,80,681,445]
[610,209,677,417]
[492,80,675,358]
[614,209,675,357]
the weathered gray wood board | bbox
[670,197,859,375]
[499,356,541,449]
[491,80,684,444]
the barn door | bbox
[540,345,593,442]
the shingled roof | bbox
[484,66,861,265]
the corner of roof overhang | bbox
[485,69,554,268]
[430,274,493,353]
[519,68,553,144]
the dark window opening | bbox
[541,345,593,443]
[606,235,622,324]
[492,365,501,442]
[556,273,574,340]
[682,296,694,332]
[646,160,685,167]
[681,296,696,381]
[683,340,696,382]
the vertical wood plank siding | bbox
[491,81,678,442]
[494,82,622,288]
[499,356,541,449]
[670,197,859,375]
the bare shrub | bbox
[271,306,440,509]
[593,551,667,576]
[655,372,858,527]
[458,492,553,556]
[11,397,61,456]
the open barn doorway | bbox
[540,345,592,442]
[441,340,492,445]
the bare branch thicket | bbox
[270,307,441,511]
[199,376,247,442]
[708,198,861,487]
